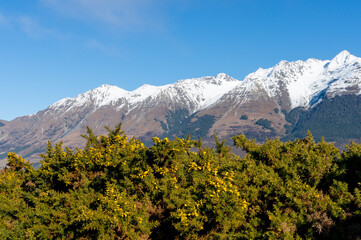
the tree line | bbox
[0,123,360,239]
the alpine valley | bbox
[2,50,361,165]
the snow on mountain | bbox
[127,84,171,104]
[49,51,361,116]
[164,73,241,111]
[50,73,241,114]
[236,50,361,109]
[327,50,359,71]
[50,84,129,111]
[323,51,361,98]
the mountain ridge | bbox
[45,50,361,117]
[1,50,361,164]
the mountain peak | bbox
[328,50,359,70]
[334,50,351,59]
[134,84,154,90]
[277,60,289,65]
[215,73,235,81]
[99,83,112,88]
[331,50,361,64]
[95,84,126,92]
[131,84,164,96]
[332,50,351,63]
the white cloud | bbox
[0,13,5,24]
[0,12,64,39]
[40,0,166,31]
[85,39,120,56]
[16,16,50,38]
[16,16,67,39]
[0,12,10,26]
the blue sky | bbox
[1,0,361,121]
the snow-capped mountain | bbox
[47,50,361,118]
[1,50,361,164]
[239,50,361,109]
[50,73,241,115]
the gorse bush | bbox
[1,124,361,239]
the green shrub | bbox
[255,118,275,131]
[240,115,248,120]
[0,124,360,239]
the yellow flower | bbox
[152,137,161,144]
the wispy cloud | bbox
[16,16,63,39]
[0,12,10,26]
[40,0,166,31]
[84,39,120,56]
[0,12,5,24]
[0,11,65,39]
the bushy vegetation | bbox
[285,95,361,141]
[255,118,275,132]
[163,114,216,140]
[240,115,248,120]
[1,124,361,239]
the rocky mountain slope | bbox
[1,50,361,164]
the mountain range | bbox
[1,50,361,165]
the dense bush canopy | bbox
[1,124,361,239]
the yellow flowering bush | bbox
[0,124,361,239]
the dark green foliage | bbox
[284,106,305,125]
[240,114,248,120]
[284,124,293,134]
[340,142,361,191]
[0,122,4,127]
[232,132,360,239]
[1,125,361,239]
[255,118,275,131]
[160,109,189,132]
[274,108,279,114]
[163,114,216,140]
[159,110,215,140]
[287,95,361,141]
[160,121,168,132]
